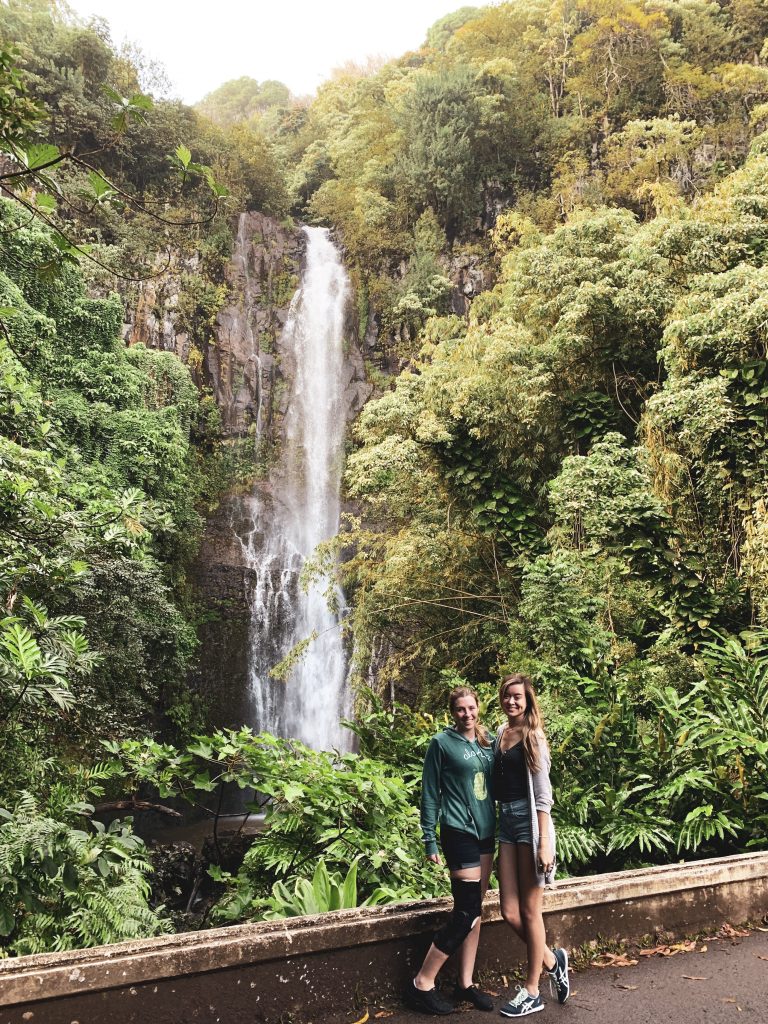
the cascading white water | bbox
[236,226,352,750]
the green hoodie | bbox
[420,727,496,856]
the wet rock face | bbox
[447,250,494,316]
[122,212,308,444]
[211,212,304,440]
[190,519,255,730]
[122,254,197,362]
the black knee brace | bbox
[433,878,482,955]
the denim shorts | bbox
[439,826,495,870]
[498,798,533,845]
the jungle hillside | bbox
[1,0,768,953]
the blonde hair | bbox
[499,673,545,771]
[449,685,492,747]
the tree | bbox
[395,65,485,239]
[196,76,291,127]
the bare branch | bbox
[93,799,182,819]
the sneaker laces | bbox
[511,986,532,1006]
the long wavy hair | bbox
[499,673,545,771]
[449,686,492,747]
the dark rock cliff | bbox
[191,213,305,728]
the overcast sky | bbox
[67,1,470,103]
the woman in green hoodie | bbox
[407,686,496,1016]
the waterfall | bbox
[236,226,352,750]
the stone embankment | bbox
[1,852,766,1023]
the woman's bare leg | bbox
[413,944,450,991]
[414,864,481,990]
[517,845,551,995]
[499,843,556,976]
[497,842,525,942]
[455,852,493,988]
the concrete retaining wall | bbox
[1,852,766,1023]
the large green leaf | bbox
[1,623,41,676]
[340,859,359,909]
[23,143,60,169]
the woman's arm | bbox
[530,734,553,812]
[531,733,555,874]
[420,737,443,859]
[537,809,554,873]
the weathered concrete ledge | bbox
[1,852,766,1023]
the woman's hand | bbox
[537,837,554,875]
[427,852,442,865]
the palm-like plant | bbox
[672,630,768,849]
[0,597,98,727]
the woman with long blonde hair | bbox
[408,686,496,1015]
[494,674,570,1017]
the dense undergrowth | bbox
[0,0,280,952]
[1,0,768,951]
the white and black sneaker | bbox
[546,946,570,1004]
[499,987,543,1017]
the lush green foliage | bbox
[331,110,768,871]
[196,76,291,128]
[3,0,768,952]
[0,780,169,955]
[250,858,397,920]
[0,0,286,263]
[0,3,250,952]
[0,192,220,948]
[546,629,768,868]
[284,0,768,336]
[108,728,451,923]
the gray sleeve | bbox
[530,733,553,812]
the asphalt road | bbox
[322,925,768,1024]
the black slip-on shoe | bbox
[406,982,454,1015]
[454,984,494,1011]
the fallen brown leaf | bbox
[721,923,750,938]
[374,1013,393,1019]
[722,998,737,1004]
[638,940,696,958]
[592,952,638,968]
[699,945,708,953]
[615,983,638,990]
[682,976,708,981]
[756,955,768,962]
